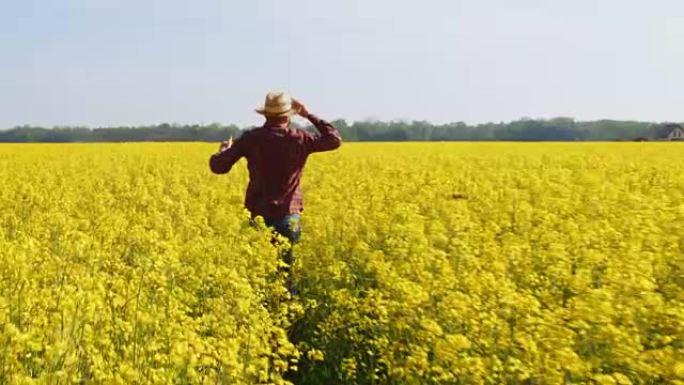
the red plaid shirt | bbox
[209,114,341,219]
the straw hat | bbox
[255,91,298,117]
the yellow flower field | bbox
[0,143,682,385]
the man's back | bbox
[209,114,341,219]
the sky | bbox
[1,0,683,128]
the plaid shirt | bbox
[209,114,341,219]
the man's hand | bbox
[218,136,233,152]
[291,98,310,118]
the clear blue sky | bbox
[1,0,683,128]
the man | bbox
[209,91,342,292]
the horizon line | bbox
[3,116,681,131]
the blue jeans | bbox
[264,213,301,242]
[264,213,301,264]
[263,213,300,295]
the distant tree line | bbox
[0,123,242,143]
[0,118,675,142]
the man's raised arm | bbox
[292,99,342,153]
[209,136,245,174]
